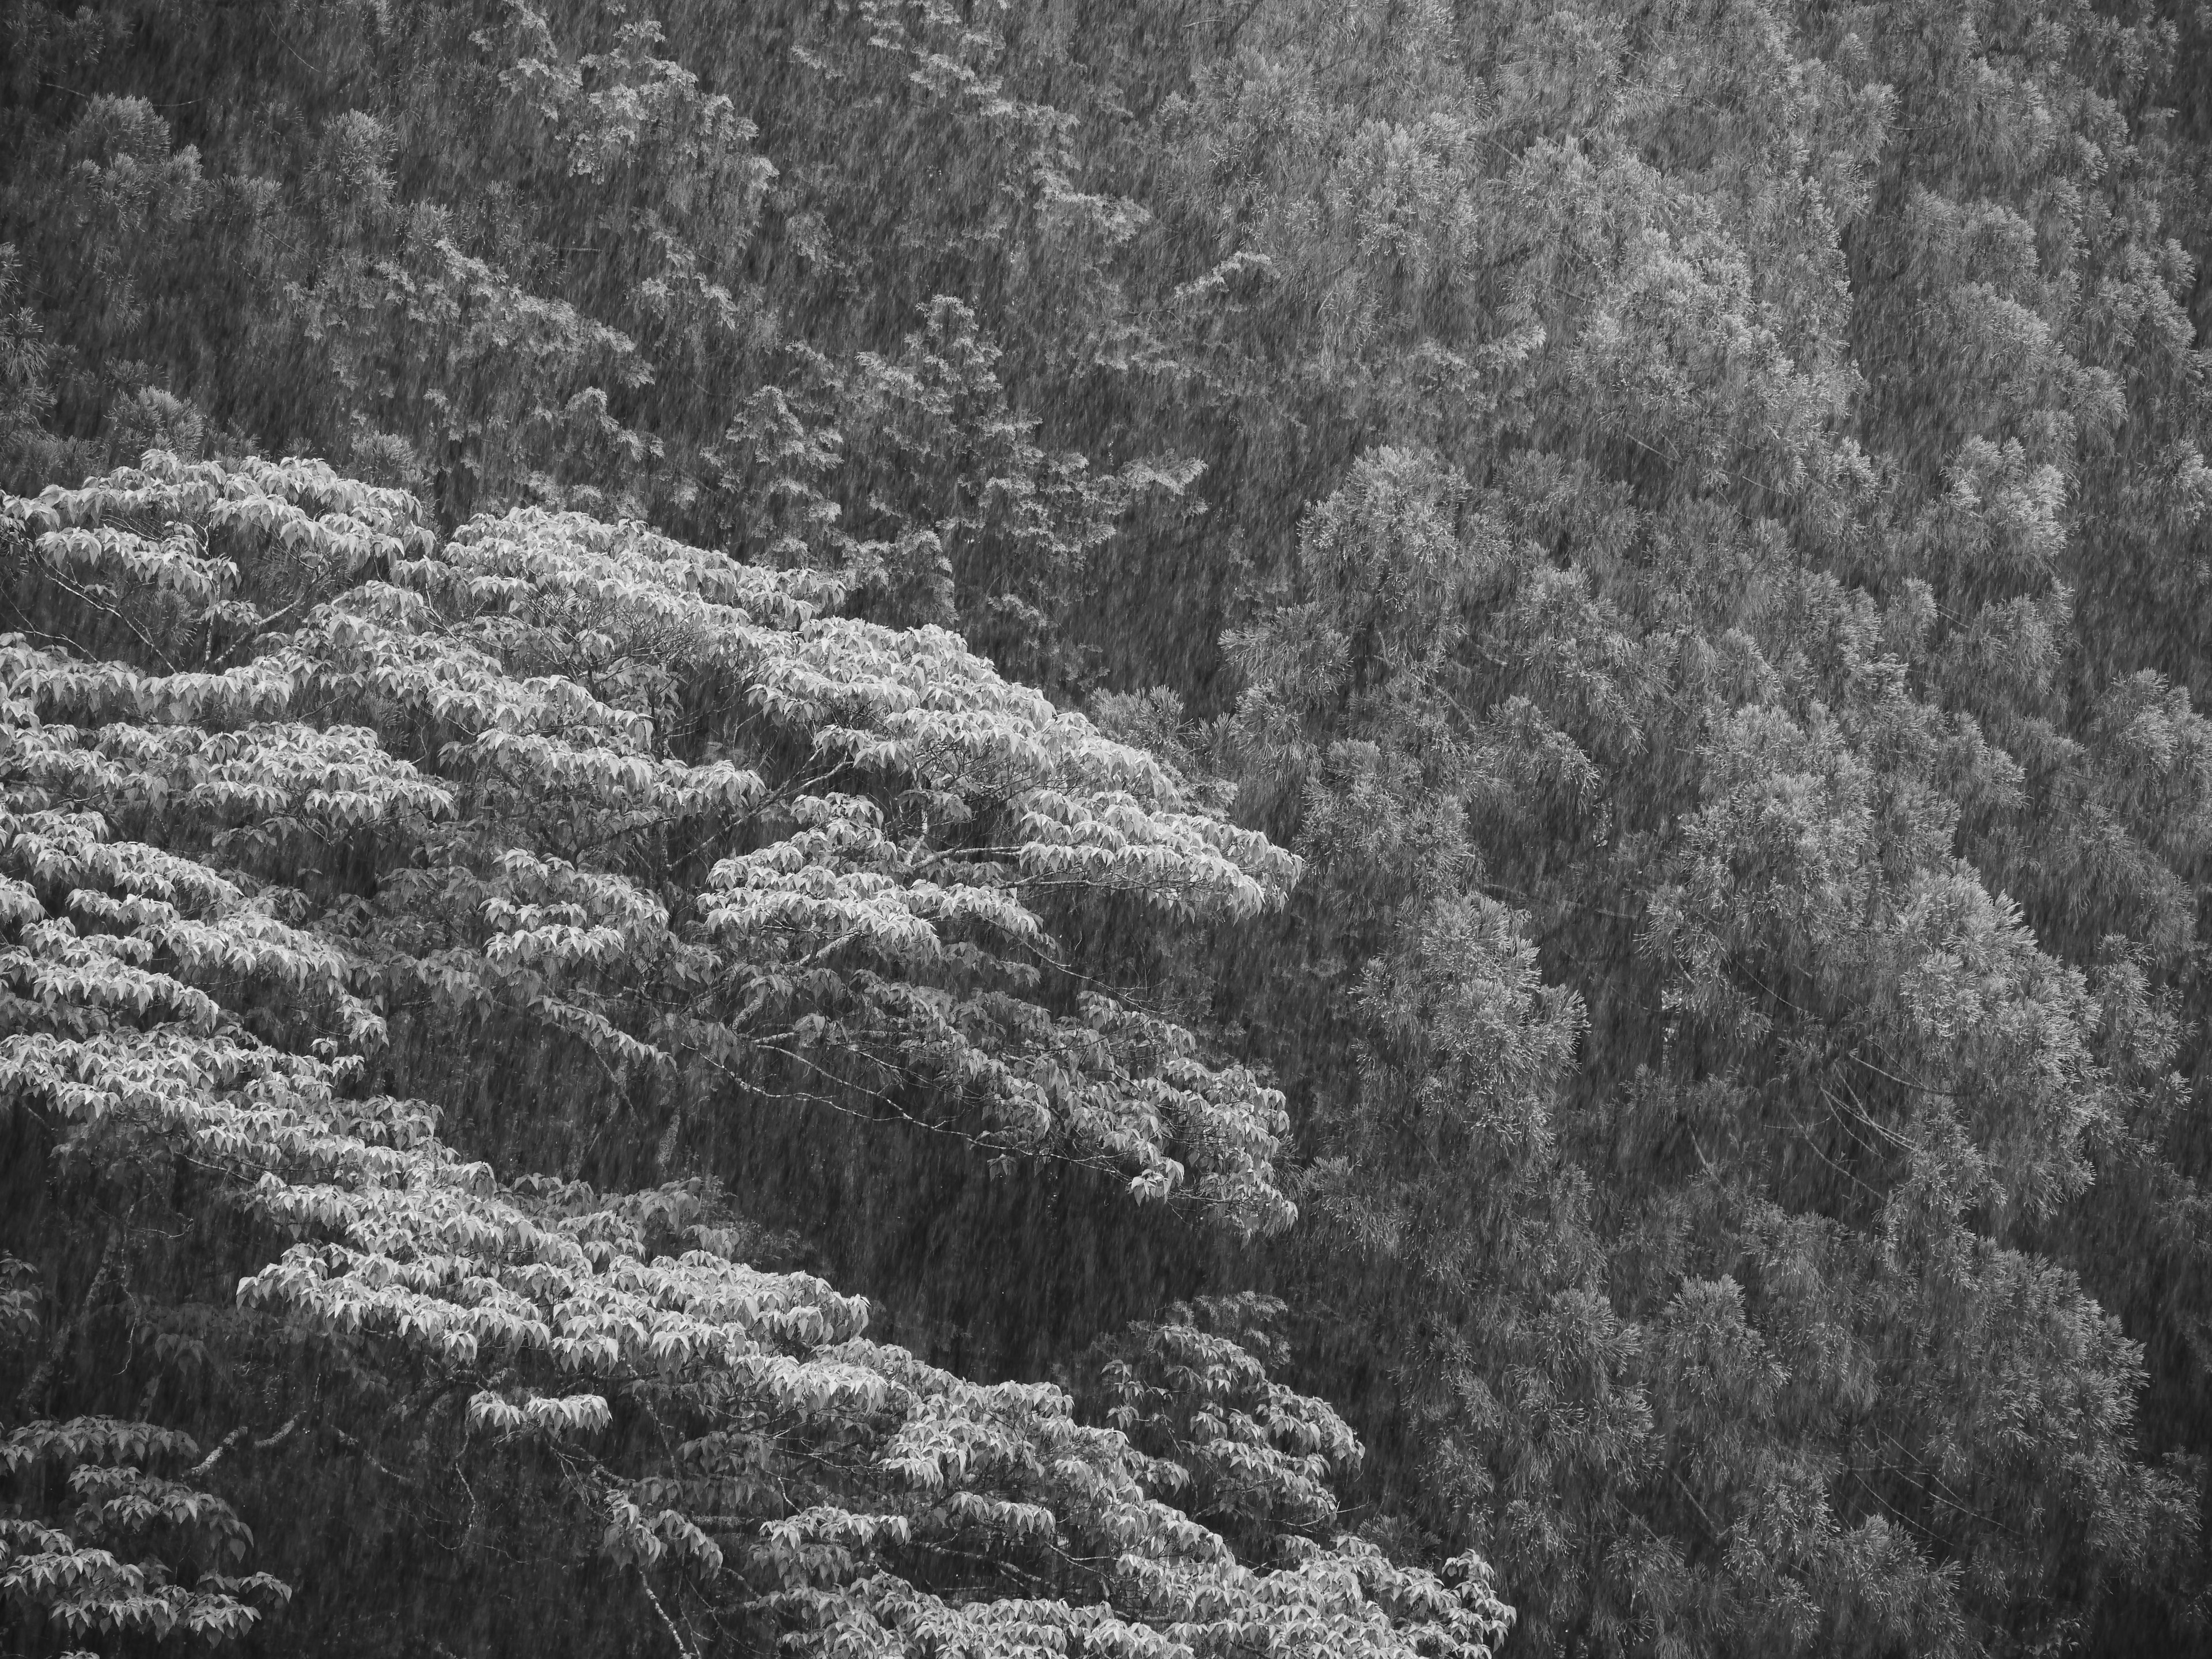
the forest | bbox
[3,0,2212,1653]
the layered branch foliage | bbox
[0,450,1512,1657]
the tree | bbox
[0,448,1515,1656]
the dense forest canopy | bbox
[3,0,2212,1654]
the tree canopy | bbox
[5,0,2212,1655]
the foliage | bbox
[2,1408,291,1648]
[5,0,2212,1653]
[0,450,1516,1656]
